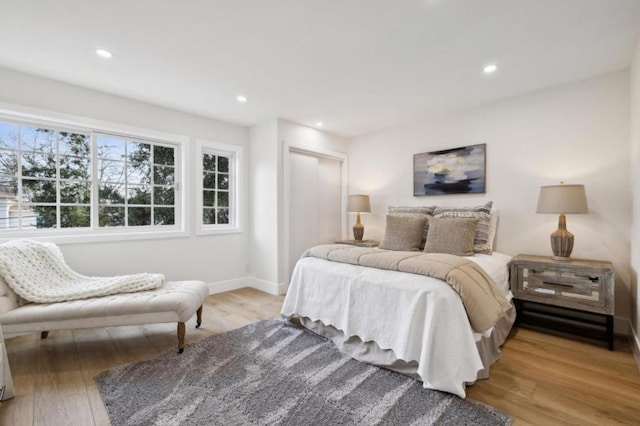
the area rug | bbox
[95,319,512,425]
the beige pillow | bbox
[433,201,493,254]
[388,206,435,250]
[424,217,479,256]
[388,206,435,215]
[378,215,427,251]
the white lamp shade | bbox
[536,184,588,214]
[347,195,371,213]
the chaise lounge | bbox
[0,276,209,353]
[0,240,210,354]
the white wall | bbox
[248,119,279,285]
[630,37,640,359]
[0,66,250,285]
[248,118,347,291]
[348,71,632,329]
[278,119,348,155]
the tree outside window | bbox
[202,152,231,225]
[97,135,176,228]
[0,121,179,232]
[0,124,91,229]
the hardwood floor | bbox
[1,287,639,425]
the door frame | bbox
[282,141,348,284]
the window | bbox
[202,152,230,225]
[96,134,177,228]
[0,117,183,238]
[197,140,242,234]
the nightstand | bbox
[335,239,380,248]
[510,254,614,350]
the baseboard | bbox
[615,316,630,335]
[207,278,247,295]
[246,277,288,296]
[207,277,288,296]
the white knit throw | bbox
[0,239,164,303]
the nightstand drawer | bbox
[520,267,605,307]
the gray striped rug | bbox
[95,319,512,425]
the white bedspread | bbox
[281,252,512,398]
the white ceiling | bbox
[1,0,639,137]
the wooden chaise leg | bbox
[41,331,49,339]
[196,305,203,328]
[177,305,202,353]
[177,322,185,354]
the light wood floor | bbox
[1,287,639,425]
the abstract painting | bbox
[413,143,486,196]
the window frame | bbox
[195,139,243,235]
[0,104,189,244]
[93,132,180,229]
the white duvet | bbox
[281,251,512,398]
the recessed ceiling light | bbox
[483,64,498,74]
[95,49,113,59]
[237,95,247,103]
[316,121,323,127]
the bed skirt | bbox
[298,303,516,386]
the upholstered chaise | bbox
[0,276,209,353]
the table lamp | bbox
[347,194,371,241]
[536,183,588,261]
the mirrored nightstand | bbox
[510,254,614,350]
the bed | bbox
[281,203,515,398]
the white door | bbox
[317,157,342,243]
[289,151,342,280]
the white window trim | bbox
[0,101,190,245]
[195,139,243,236]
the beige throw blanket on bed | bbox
[302,244,512,332]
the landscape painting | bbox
[413,143,486,196]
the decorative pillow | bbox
[378,215,428,251]
[388,206,435,215]
[424,217,479,256]
[388,206,435,250]
[487,208,499,251]
[433,201,493,254]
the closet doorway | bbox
[287,149,345,281]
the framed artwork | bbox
[413,143,486,196]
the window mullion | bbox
[91,132,100,230]
[214,155,219,225]
[230,154,235,227]
[124,141,128,227]
[150,142,155,226]
[56,131,61,229]
[17,125,23,230]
